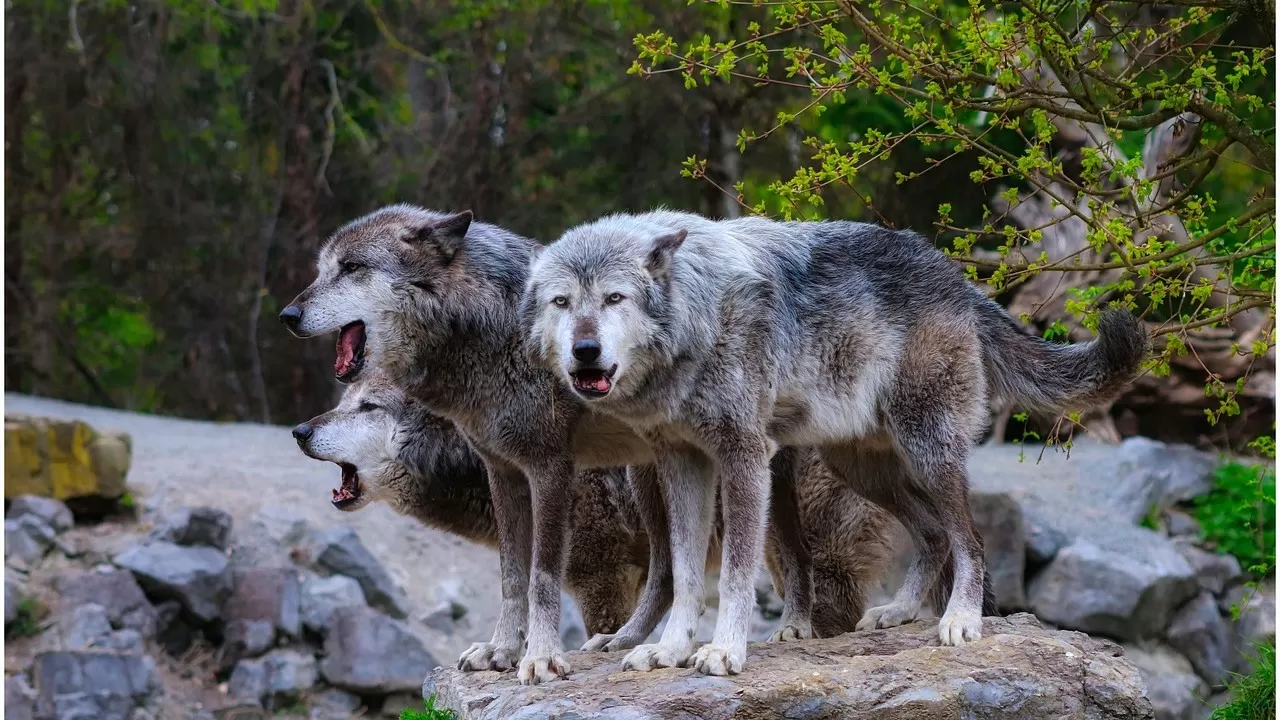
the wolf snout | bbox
[292,422,314,444]
[279,305,303,332]
[572,338,602,363]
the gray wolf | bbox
[523,209,1147,674]
[279,206,821,684]
[291,372,907,641]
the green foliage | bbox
[7,597,48,639]
[400,695,457,720]
[1194,461,1276,576]
[1211,642,1276,720]
[1139,505,1162,532]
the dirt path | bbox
[4,393,506,662]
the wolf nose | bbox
[292,423,313,443]
[572,339,602,363]
[278,305,302,329]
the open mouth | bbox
[570,365,617,398]
[332,462,363,510]
[335,322,366,383]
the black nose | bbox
[279,305,302,329]
[292,423,313,443]
[572,339,602,363]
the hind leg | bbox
[764,446,814,642]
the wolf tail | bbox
[977,298,1148,414]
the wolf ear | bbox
[644,229,687,285]
[409,210,473,261]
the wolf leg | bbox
[622,447,715,672]
[765,446,814,643]
[458,460,530,672]
[517,459,577,685]
[583,464,673,653]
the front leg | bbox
[691,430,772,676]
[765,446,814,643]
[583,463,673,653]
[458,460,529,672]
[622,448,716,673]
[517,459,576,685]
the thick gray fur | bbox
[523,209,1147,673]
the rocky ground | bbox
[3,393,1276,720]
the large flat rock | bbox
[426,614,1153,720]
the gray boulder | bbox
[1221,581,1276,675]
[59,603,114,650]
[1175,542,1242,596]
[227,658,269,704]
[300,573,367,634]
[1166,592,1231,687]
[1027,537,1199,640]
[219,620,277,671]
[246,506,311,546]
[6,673,36,720]
[6,515,56,568]
[1123,642,1210,720]
[1023,510,1070,566]
[309,688,363,720]
[8,495,74,532]
[970,491,1026,610]
[31,651,162,720]
[1113,437,1217,513]
[319,606,439,694]
[310,527,410,619]
[114,541,232,623]
[54,568,157,639]
[228,650,319,707]
[224,567,300,638]
[154,506,234,550]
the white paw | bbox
[938,609,983,646]
[620,642,688,672]
[582,632,642,653]
[517,652,571,685]
[768,621,813,643]
[457,642,520,672]
[690,643,745,676]
[856,602,919,631]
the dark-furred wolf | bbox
[523,209,1147,674]
[290,373,902,641]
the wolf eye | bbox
[358,402,379,412]
[341,261,363,274]
[605,293,625,305]
[552,296,569,308]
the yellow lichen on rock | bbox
[4,415,132,501]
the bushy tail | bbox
[978,299,1148,414]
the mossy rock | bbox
[4,414,132,501]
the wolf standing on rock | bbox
[524,209,1148,674]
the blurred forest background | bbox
[4,0,1275,451]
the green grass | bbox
[1194,462,1276,576]
[400,695,457,720]
[1211,643,1276,720]
[6,597,47,638]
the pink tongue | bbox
[593,377,610,392]
[335,326,360,375]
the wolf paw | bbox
[690,643,745,676]
[457,642,520,672]
[856,602,918,631]
[938,609,982,647]
[768,620,813,643]
[517,652,571,685]
[582,632,642,653]
[621,642,687,672]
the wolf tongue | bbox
[594,377,610,392]
[335,327,358,375]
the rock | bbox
[114,541,232,623]
[154,600,196,656]
[228,659,268,704]
[300,573,367,634]
[7,570,26,626]
[31,651,161,720]
[1023,511,1070,566]
[4,414,132,501]
[155,506,234,550]
[1123,643,1210,720]
[8,495,75,532]
[224,567,300,638]
[6,515,56,568]
[970,491,1026,610]
[54,568,158,638]
[60,603,113,650]
[247,506,310,546]
[1114,437,1217,510]
[560,590,587,651]
[1174,541,1242,596]
[1167,592,1231,687]
[1027,537,1199,641]
[6,672,37,720]
[426,613,1153,720]
[319,606,439,695]
[1221,581,1276,675]
[228,649,319,707]
[1164,510,1202,538]
[382,693,420,717]
[97,629,146,654]
[219,620,277,671]
[309,527,410,619]
[309,688,364,720]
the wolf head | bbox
[278,205,474,384]
[523,216,687,403]
[291,373,410,512]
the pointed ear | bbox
[408,210,473,261]
[644,229,687,285]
